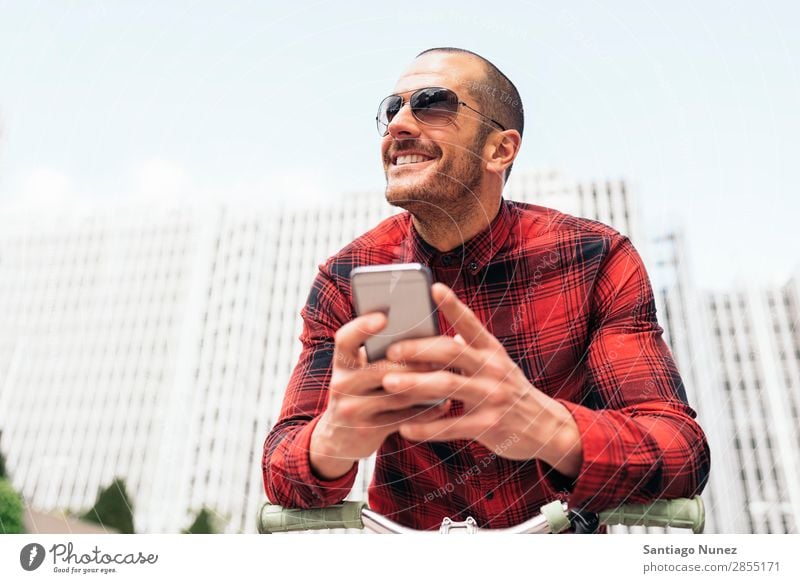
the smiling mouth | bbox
[391,154,438,169]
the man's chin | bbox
[384,182,428,208]
[385,187,458,221]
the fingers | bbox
[382,369,493,406]
[332,359,436,396]
[386,335,489,377]
[399,413,486,442]
[369,401,451,428]
[359,389,451,416]
[333,312,387,366]
[431,283,498,350]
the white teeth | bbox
[396,154,433,166]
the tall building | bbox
[649,230,747,534]
[703,277,800,533]
[0,206,220,533]
[1,170,797,533]
[649,230,800,534]
[0,198,396,533]
[505,168,640,243]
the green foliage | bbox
[0,478,24,534]
[81,478,135,534]
[0,450,7,480]
[182,508,218,534]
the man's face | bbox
[380,53,492,214]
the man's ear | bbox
[485,130,521,179]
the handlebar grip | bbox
[257,501,367,533]
[598,496,705,534]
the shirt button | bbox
[442,255,453,266]
[485,491,494,501]
[468,260,478,272]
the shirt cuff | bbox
[292,415,359,506]
[537,400,629,512]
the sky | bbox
[0,0,798,290]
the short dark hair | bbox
[416,47,524,181]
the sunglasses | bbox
[376,87,506,137]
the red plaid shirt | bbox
[262,199,710,530]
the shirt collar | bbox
[399,198,516,274]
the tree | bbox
[81,478,135,534]
[182,508,218,534]
[0,478,24,534]
[0,449,7,480]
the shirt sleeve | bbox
[538,234,711,512]
[262,262,359,508]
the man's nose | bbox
[387,101,421,139]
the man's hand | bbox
[309,311,451,480]
[382,283,583,478]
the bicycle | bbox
[258,496,705,534]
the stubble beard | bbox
[384,131,488,225]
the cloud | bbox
[131,159,192,205]
[3,167,74,212]
[0,159,343,217]
[211,166,338,210]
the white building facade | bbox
[703,278,800,533]
[0,198,395,533]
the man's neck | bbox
[411,196,502,253]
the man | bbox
[262,47,710,530]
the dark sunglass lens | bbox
[411,88,458,126]
[377,95,403,135]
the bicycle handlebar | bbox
[598,496,705,533]
[258,496,705,534]
[258,501,368,534]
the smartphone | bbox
[350,263,440,362]
[351,263,444,408]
